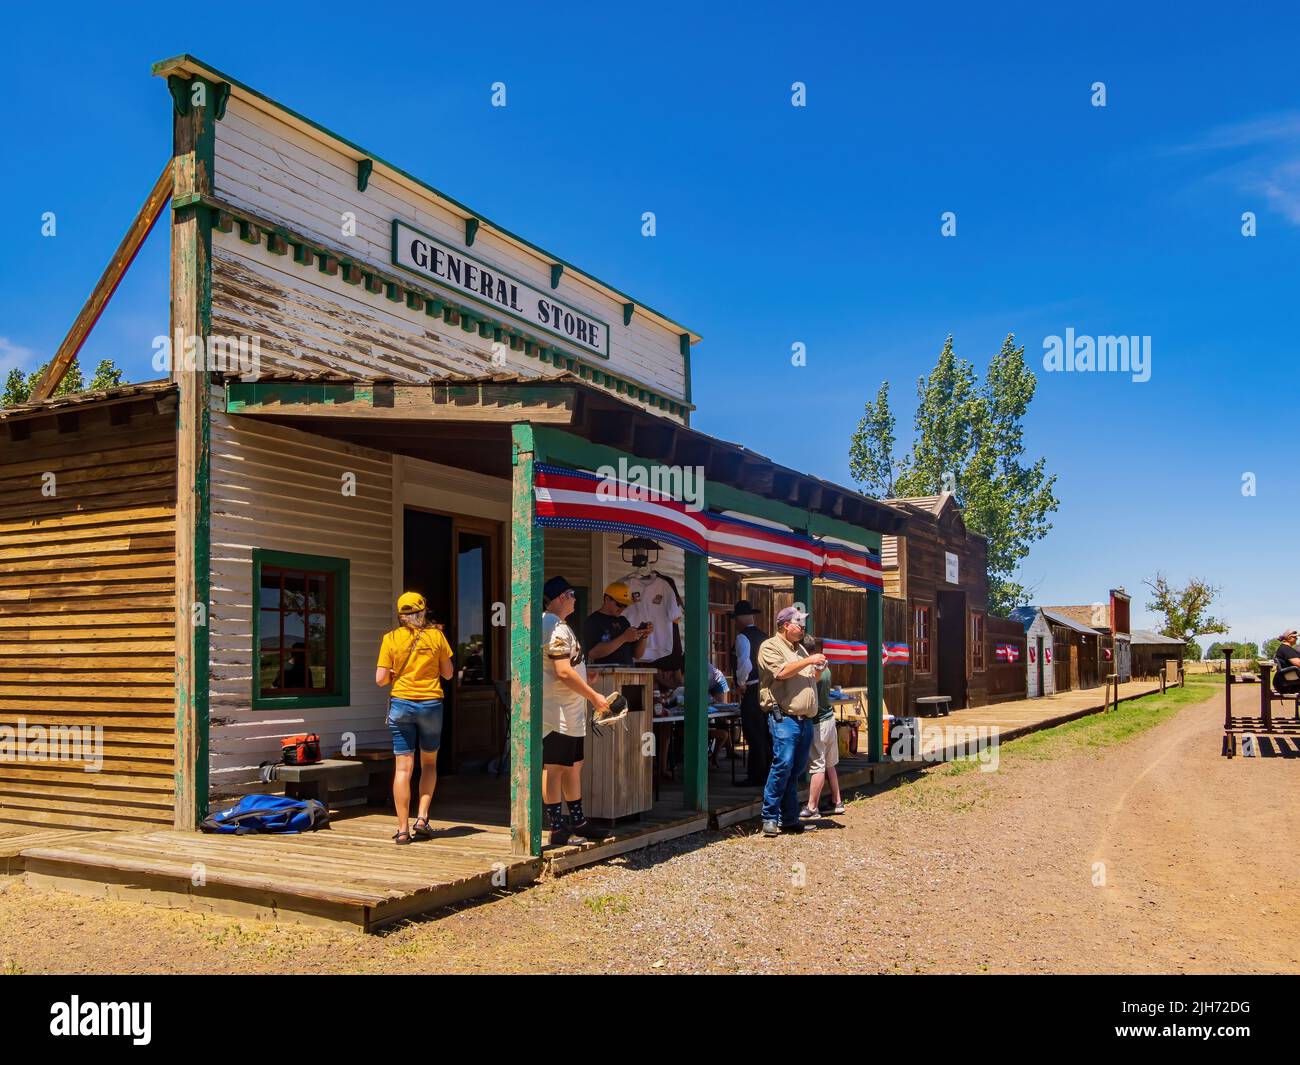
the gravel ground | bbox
[3,682,1295,975]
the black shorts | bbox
[542,731,585,766]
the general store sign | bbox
[391,220,609,359]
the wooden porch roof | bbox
[224,373,908,536]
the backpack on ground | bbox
[199,793,330,834]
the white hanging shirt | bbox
[620,572,683,662]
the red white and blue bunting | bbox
[816,639,910,666]
[532,463,883,590]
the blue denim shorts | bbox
[387,698,444,755]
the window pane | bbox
[259,570,282,609]
[307,613,328,691]
[457,534,489,683]
[282,611,305,643]
[259,609,282,653]
[258,650,280,694]
[282,572,306,612]
[306,575,326,612]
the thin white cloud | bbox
[0,336,39,374]
[1161,112,1300,227]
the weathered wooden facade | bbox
[880,494,999,710]
[1,55,906,863]
[0,385,179,829]
[1130,629,1186,680]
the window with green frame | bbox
[252,549,350,710]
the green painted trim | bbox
[683,551,709,812]
[153,52,702,343]
[250,549,352,711]
[212,81,232,121]
[549,263,564,289]
[866,588,884,763]
[623,302,634,326]
[356,157,373,191]
[166,74,191,115]
[509,423,545,857]
[390,217,611,361]
[465,217,479,246]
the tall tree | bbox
[848,381,897,496]
[1183,638,1203,662]
[0,356,123,408]
[848,334,1059,615]
[1143,574,1227,656]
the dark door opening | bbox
[1036,635,1045,696]
[402,507,503,774]
[936,590,967,709]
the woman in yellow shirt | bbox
[376,592,454,845]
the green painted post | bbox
[793,575,814,626]
[683,550,709,811]
[867,587,884,762]
[510,423,544,856]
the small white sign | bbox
[945,551,959,584]
[392,220,609,359]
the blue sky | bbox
[0,3,1292,647]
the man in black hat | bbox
[733,600,770,786]
[540,575,611,846]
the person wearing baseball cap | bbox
[376,592,454,845]
[581,580,651,666]
[755,605,826,836]
[540,575,612,846]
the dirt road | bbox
[2,682,1296,974]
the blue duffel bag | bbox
[199,793,330,834]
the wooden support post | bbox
[1222,646,1235,729]
[866,587,884,762]
[682,550,709,812]
[1261,663,1273,728]
[170,77,217,831]
[30,160,174,402]
[510,424,544,857]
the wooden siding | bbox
[208,408,394,796]
[211,97,687,407]
[0,399,177,830]
[985,615,1027,704]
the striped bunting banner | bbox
[822,638,911,665]
[532,463,883,589]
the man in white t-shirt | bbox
[622,571,683,663]
[541,575,611,847]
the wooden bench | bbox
[915,695,952,717]
[278,759,370,810]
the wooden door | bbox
[936,590,967,709]
[450,518,503,771]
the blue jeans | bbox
[762,713,814,826]
[387,698,444,755]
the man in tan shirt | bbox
[756,605,826,836]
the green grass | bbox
[582,893,631,916]
[1004,673,1220,763]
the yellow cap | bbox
[397,591,426,614]
[604,581,633,606]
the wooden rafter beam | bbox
[30,160,175,402]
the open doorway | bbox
[936,590,968,709]
[402,507,504,774]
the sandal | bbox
[393,830,412,846]
[411,816,434,840]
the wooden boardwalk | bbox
[13,681,1161,930]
